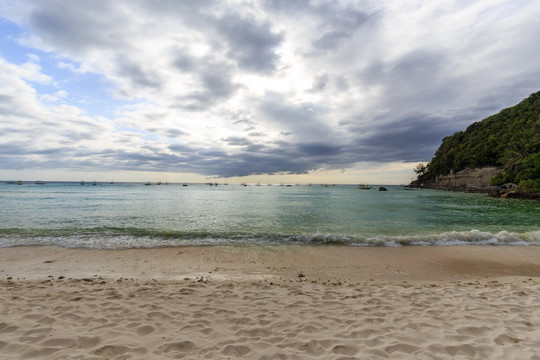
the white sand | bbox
[1,245,540,359]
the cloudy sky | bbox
[1,0,539,184]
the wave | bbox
[1,228,539,249]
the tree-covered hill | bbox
[413,91,540,192]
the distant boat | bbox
[92,181,97,186]
[182,184,188,187]
[34,181,46,185]
[16,180,23,185]
[80,181,85,185]
[145,182,152,186]
[357,184,372,190]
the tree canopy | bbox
[414,91,540,192]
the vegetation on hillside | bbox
[413,91,540,192]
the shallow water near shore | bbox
[1,182,539,248]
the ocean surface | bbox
[1,182,539,248]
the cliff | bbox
[417,167,501,190]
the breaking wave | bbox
[1,228,539,249]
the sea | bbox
[1,182,539,249]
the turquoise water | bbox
[0,182,539,248]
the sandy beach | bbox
[1,245,540,359]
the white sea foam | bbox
[360,230,540,247]
[2,229,539,249]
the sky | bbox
[1,0,540,184]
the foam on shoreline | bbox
[2,229,539,248]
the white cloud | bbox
[1,0,540,181]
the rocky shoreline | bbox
[409,167,540,200]
[409,183,540,200]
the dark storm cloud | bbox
[165,128,186,138]
[467,70,540,115]
[263,0,312,13]
[248,132,265,138]
[312,31,350,50]
[308,74,329,93]
[223,136,253,147]
[171,56,241,111]
[206,140,354,177]
[149,138,349,177]
[201,71,241,100]
[167,143,193,154]
[27,0,122,55]
[115,57,162,90]
[257,93,333,140]
[357,49,451,99]
[213,14,283,74]
[172,54,197,72]
[192,145,310,177]
[354,113,458,163]
[233,118,255,126]
[297,143,342,157]
[265,0,374,52]
[311,9,370,50]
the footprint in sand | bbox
[222,344,252,357]
[0,323,19,333]
[145,311,172,321]
[92,345,130,357]
[456,325,491,336]
[41,338,76,348]
[385,343,420,355]
[155,341,197,357]
[136,325,155,335]
[76,336,102,349]
[332,344,359,356]
[494,334,521,345]
[293,340,327,356]
[92,344,147,357]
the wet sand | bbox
[1,245,540,359]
